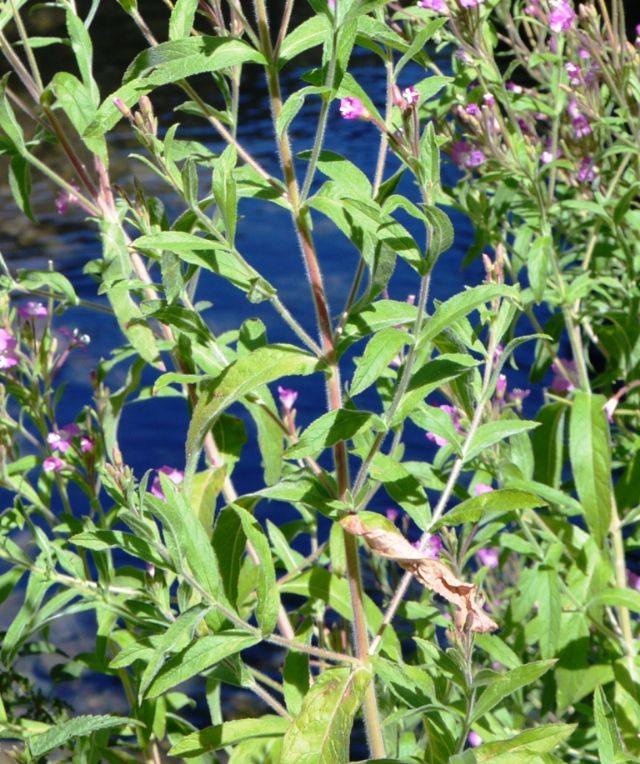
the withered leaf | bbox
[341,512,498,634]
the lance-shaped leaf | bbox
[569,392,612,547]
[185,345,319,488]
[284,409,383,459]
[280,666,371,764]
[29,716,134,758]
[169,716,289,757]
[341,512,497,634]
[431,489,547,531]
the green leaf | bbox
[146,480,226,606]
[528,234,551,302]
[532,403,566,488]
[0,74,27,153]
[279,15,331,63]
[472,723,577,762]
[432,489,547,531]
[9,155,34,221]
[29,715,132,757]
[466,420,540,461]
[283,650,310,716]
[537,567,561,659]
[472,660,556,721]
[16,269,78,304]
[340,299,418,348]
[146,631,260,699]
[213,145,238,246]
[281,666,371,764]
[351,328,410,396]
[588,587,640,612]
[369,455,430,530]
[302,149,372,199]
[594,686,624,764]
[185,345,319,487]
[418,285,518,349]
[569,392,612,547]
[285,409,382,459]
[423,205,454,262]
[169,715,289,757]
[190,467,226,534]
[169,0,197,39]
[231,505,280,636]
[87,38,265,137]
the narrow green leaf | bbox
[351,327,410,396]
[283,650,309,716]
[86,38,265,137]
[569,392,612,547]
[472,660,556,721]
[185,345,319,487]
[418,285,518,349]
[432,489,547,531]
[231,505,280,636]
[466,420,540,461]
[594,686,623,764]
[169,715,289,757]
[537,567,561,659]
[285,409,382,459]
[281,666,371,764]
[29,716,132,757]
[146,631,260,699]
[528,234,551,302]
[472,723,577,762]
[169,0,198,39]
[279,15,331,63]
[588,587,640,612]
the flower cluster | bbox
[44,423,94,472]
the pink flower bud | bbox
[277,386,298,413]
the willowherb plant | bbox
[0,0,638,761]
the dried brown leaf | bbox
[341,513,498,634]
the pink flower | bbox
[418,0,448,11]
[628,570,640,591]
[577,156,596,183]
[506,81,523,94]
[47,423,81,453]
[385,508,399,523]
[0,329,19,370]
[55,182,80,215]
[547,0,575,33]
[508,388,531,405]
[17,301,48,320]
[151,466,184,500]
[413,534,443,559]
[465,103,480,116]
[277,386,298,412]
[496,374,507,399]
[459,0,484,6]
[339,97,365,120]
[468,731,483,747]
[474,483,493,496]
[550,358,578,393]
[451,141,486,169]
[565,62,581,85]
[477,547,499,568]
[80,436,94,453]
[483,92,495,107]
[43,455,65,473]
[402,86,419,105]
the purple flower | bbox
[565,62,581,85]
[402,86,419,105]
[474,483,493,496]
[0,329,19,370]
[547,0,575,33]
[465,103,480,116]
[459,0,484,7]
[418,0,448,11]
[477,547,499,568]
[17,301,48,320]
[451,141,486,169]
[577,156,596,183]
[550,358,578,393]
[385,508,399,523]
[483,92,495,107]
[468,731,483,747]
[508,388,531,405]
[55,182,80,215]
[47,423,81,454]
[413,534,443,559]
[506,81,523,94]
[339,97,365,120]
[628,570,640,591]
[151,466,184,500]
[80,435,94,453]
[604,397,618,422]
[43,455,65,473]
[496,374,507,399]
[277,386,298,412]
